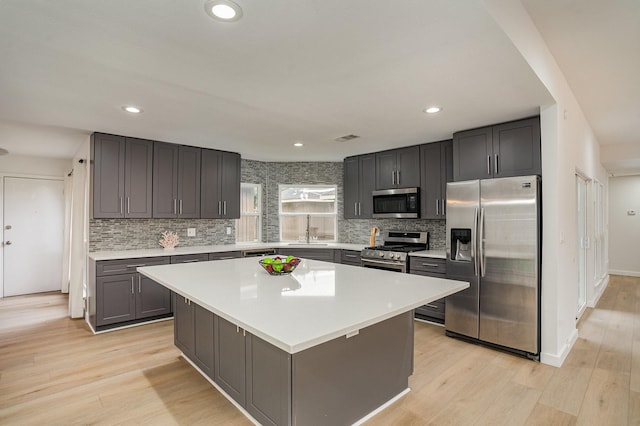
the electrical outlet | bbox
[187,228,196,237]
[226,226,232,235]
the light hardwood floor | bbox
[1,275,638,425]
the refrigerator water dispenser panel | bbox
[451,228,472,261]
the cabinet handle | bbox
[426,303,439,309]
[215,256,236,260]
[436,199,439,216]
[131,276,134,294]
[442,198,445,216]
[422,263,440,268]
[345,254,358,258]
[487,155,491,175]
[354,203,358,216]
[243,329,246,337]
[138,275,141,293]
[181,259,201,263]
[495,154,499,175]
[173,199,177,215]
[120,197,123,215]
[223,201,226,215]
[391,171,395,185]
[396,170,400,185]
[358,202,361,216]
[218,201,222,216]
[127,197,130,215]
[126,263,146,268]
[179,199,183,215]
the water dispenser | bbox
[450,228,472,261]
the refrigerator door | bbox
[445,180,480,338]
[479,176,540,354]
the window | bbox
[236,183,261,243]
[279,185,337,242]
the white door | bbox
[576,174,588,318]
[3,177,65,296]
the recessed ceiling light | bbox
[293,142,304,147]
[122,105,143,114]
[424,106,442,114]
[205,0,243,22]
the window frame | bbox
[278,184,338,242]
[236,182,262,243]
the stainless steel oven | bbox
[361,257,408,273]
[360,230,429,274]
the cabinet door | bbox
[246,334,292,426]
[441,140,453,217]
[174,293,195,357]
[220,151,241,218]
[375,150,397,189]
[92,133,125,218]
[177,146,201,218]
[452,126,493,181]
[124,138,153,218]
[343,156,359,219]
[96,274,135,326]
[136,274,172,320]
[492,116,541,178]
[358,154,376,218]
[153,142,179,218]
[214,316,247,406]
[420,143,443,219]
[200,149,222,218]
[395,146,420,188]
[194,304,215,379]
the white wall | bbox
[483,0,608,366]
[608,175,640,276]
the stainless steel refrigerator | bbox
[445,175,540,359]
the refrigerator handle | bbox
[479,207,486,277]
[473,207,479,277]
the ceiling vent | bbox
[334,134,360,142]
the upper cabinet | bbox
[453,116,541,181]
[420,140,452,219]
[343,154,375,219]
[375,146,420,189]
[92,133,153,219]
[201,150,241,219]
[153,142,201,218]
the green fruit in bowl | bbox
[272,259,283,273]
[262,257,273,264]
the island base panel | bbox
[291,311,414,425]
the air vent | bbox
[334,134,360,142]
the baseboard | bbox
[540,328,578,367]
[608,269,640,277]
[589,275,609,308]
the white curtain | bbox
[61,173,73,293]
[68,145,89,318]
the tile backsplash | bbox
[89,159,446,251]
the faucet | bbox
[306,214,310,243]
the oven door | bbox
[361,258,407,273]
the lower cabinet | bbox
[409,257,446,324]
[174,294,215,378]
[278,248,334,262]
[340,250,362,266]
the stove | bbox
[361,231,429,273]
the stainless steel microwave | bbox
[372,188,420,218]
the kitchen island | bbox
[138,257,467,425]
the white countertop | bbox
[408,250,446,259]
[89,242,367,261]
[138,258,468,354]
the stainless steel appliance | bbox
[372,188,420,218]
[361,230,429,273]
[445,175,540,359]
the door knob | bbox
[5,241,12,245]
[5,225,11,230]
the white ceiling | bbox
[0,1,636,167]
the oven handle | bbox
[361,258,406,272]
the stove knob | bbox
[379,252,385,258]
[394,254,400,260]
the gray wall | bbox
[89,159,445,251]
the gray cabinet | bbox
[153,142,201,218]
[209,251,242,261]
[409,257,446,324]
[339,250,362,266]
[214,315,247,406]
[420,140,452,219]
[201,149,241,219]
[92,134,153,219]
[170,253,210,264]
[91,256,171,329]
[174,294,215,379]
[453,116,541,181]
[375,146,420,189]
[343,154,375,218]
[278,248,334,262]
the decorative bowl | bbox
[259,256,301,275]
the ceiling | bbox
[0,1,636,167]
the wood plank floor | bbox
[1,275,637,425]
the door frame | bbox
[0,173,65,298]
[575,171,590,320]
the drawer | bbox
[209,251,242,261]
[415,298,446,322]
[171,253,210,264]
[280,248,334,262]
[409,257,446,275]
[340,250,362,266]
[96,256,170,276]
